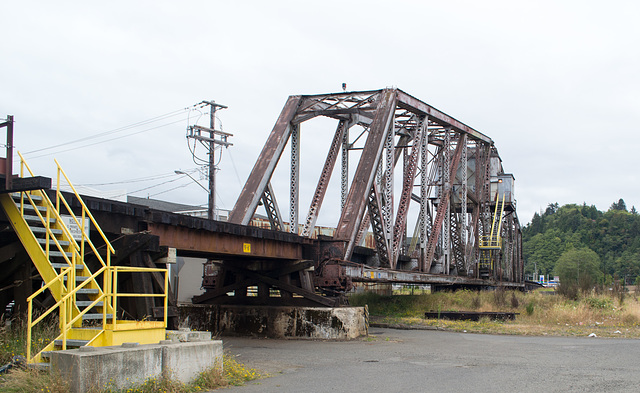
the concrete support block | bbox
[166,329,212,342]
[217,306,367,339]
[50,345,163,393]
[50,339,222,393]
[162,340,223,383]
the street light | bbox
[175,170,214,219]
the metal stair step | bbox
[31,226,63,236]
[82,313,112,320]
[15,203,48,213]
[24,214,56,224]
[76,300,103,308]
[11,192,43,202]
[51,262,84,270]
[62,275,90,282]
[54,339,89,347]
[49,250,73,258]
[77,288,99,295]
[37,238,70,247]
[28,362,50,370]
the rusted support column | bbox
[229,95,302,225]
[289,124,300,234]
[261,182,283,231]
[424,133,465,272]
[392,116,426,267]
[334,89,397,260]
[301,119,351,237]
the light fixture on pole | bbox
[175,170,208,193]
[175,170,213,217]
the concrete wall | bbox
[179,304,368,340]
[50,338,222,393]
[176,257,206,302]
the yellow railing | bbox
[479,192,506,250]
[26,266,168,362]
[54,158,115,268]
[16,152,168,363]
[479,235,502,249]
[109,267,169,328]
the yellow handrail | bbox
[17,153,168,363]
[54,158,115,256]
[110,267,169,328]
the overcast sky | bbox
[2,0,640,227]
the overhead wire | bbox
[77,169,198,187]
[111,176,187,199]
[23,106,200,156]
[26,117,190,160]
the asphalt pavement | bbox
[220,328,640,392]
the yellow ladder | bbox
[0,152,167,365]
[479,192,505,250]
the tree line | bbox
[523,198,640,287]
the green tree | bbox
[610,198,627,211]
[554,247,601,291]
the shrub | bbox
[525,302,535,316]
[584,296,613,309]
[558,283,579,300]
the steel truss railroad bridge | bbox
[1,88,523,317]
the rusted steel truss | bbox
[229,88,523,290]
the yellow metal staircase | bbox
[478,192,506,278]
[0,153,167,366]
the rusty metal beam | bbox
[147,222,304,261]
[391,116,426,267]
[229,95,302,226]
[424,133,466,271]
[334,89,397,259]
[301,119,350,237]
[396,90,492,144]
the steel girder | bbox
[229,88,521,285]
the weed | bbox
[493,288,506,307]
[0,367,69,393]
[0,315,59,365]
[223,354,262,386]
[471,294,481,310]
[584,296,613,309]
[526,302,535,316]
[510,292,520,309]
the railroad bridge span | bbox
[1,88,523,319]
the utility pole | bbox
[186,101,232,220]
[0,115,14,191]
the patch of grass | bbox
[359,288,640,338]
[0,316,59,366]
[0,367,69,393]
[222,354,263,386]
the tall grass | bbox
[350,289,640,331]
[0,315,59,365]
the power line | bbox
[25,117,190,160]
[77,169,199,187]
[23,107,194,155]
[111,176,187,199]
[147,182,193,198]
